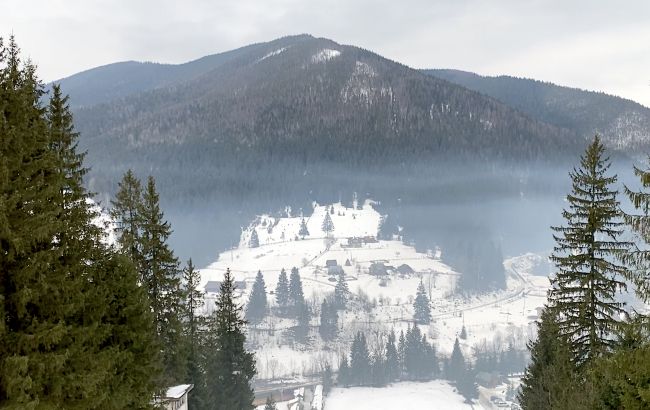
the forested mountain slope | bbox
[425,69,650,153]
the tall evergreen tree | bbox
[319,299,338,341]
[294,301,311,343]
[139,175,187,384]
[456,365,479,403]
[413,281,431,324]
[338,355,350,387]
[183,259,208,410]
[334,274,349,310]
[622,159,650,304]
[385,330,400,382]
[289,267,305,314]
[549,136,630,364]
[322,362,333,395]
[448,338,465,382]
[110,169,143,264]
[299,217,310,239]
[0,39,158,407]
[322,212,334,235]
[519,308,581,410]
[275,268,290,313]
[204,269,256,410]
[249,229,259,248]
[350,332,371,386]
[246,270,267,324]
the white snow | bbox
[164,384,192,399]
[311,49,341,63]
[326,381,483,409]
[258,47,288,62]
[199,201,551,382]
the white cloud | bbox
[2,0,649,106]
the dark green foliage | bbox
[338,355,350,387]
[110,169,143,264]
[322,212,334,235]
[413,281,431,324]
[139,176,187,385]
[264,396,277,410]
[293,301,311,343]
[319,299,338,341]
[448,338,465,382]
[459,325,467,340]
[385,330,400,382]
[289,267,305,314]
[333,274,349,310]
[518,308,581,410]
[622,160,650,304]
[183,259,208,410]
[350,332,371,386]
[204,269,256,410]
[299,218,309,238]
[275,268,290,311]
[370,351,388,387]
[249,229,259,248]
[403,325,438,380]
[322,363,333,395]
[456,365,479,403]
[246,270,267,324]
[549,136,629,364]
[0,38,158,408]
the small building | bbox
[326,260,344,276]
[158,384,193,410]
[345,237,363,248]
[369,262,388,276]
[397,264,415,275]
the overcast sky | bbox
[4,0,650,106]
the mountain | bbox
[424,69,650,153]
[53,35,620,264]
[69,35,580,198]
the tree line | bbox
[0,37,256,410]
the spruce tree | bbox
[549,136,629,364]
[204,269,256,410]
[622,160,650,304]
[350,332,371,386]
[334,274,349,310]
[385,330,400,382]
[519,308,581,410]
[183,259,208,410]
[319,299,338,341]
[249,229,259,248]
[456,366,479,403]
[246,270,268,324]
[459,325,467,340]
[140,175,187,384]
[294,301,311,343]
[275,268,290,313]
[413,281,431,324]
[322,363,333,395]
[299,217,310,239]
[0,40,158,407]
[338,355,350,387]
[110,169,143,264]
[448,338,465,382]
[289,267,305,314]
[322,212,334,236]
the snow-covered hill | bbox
[199,201,550,382]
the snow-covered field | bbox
[199,201,551,380]
[326,381,483,410]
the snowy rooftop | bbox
[164,384,193,399]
